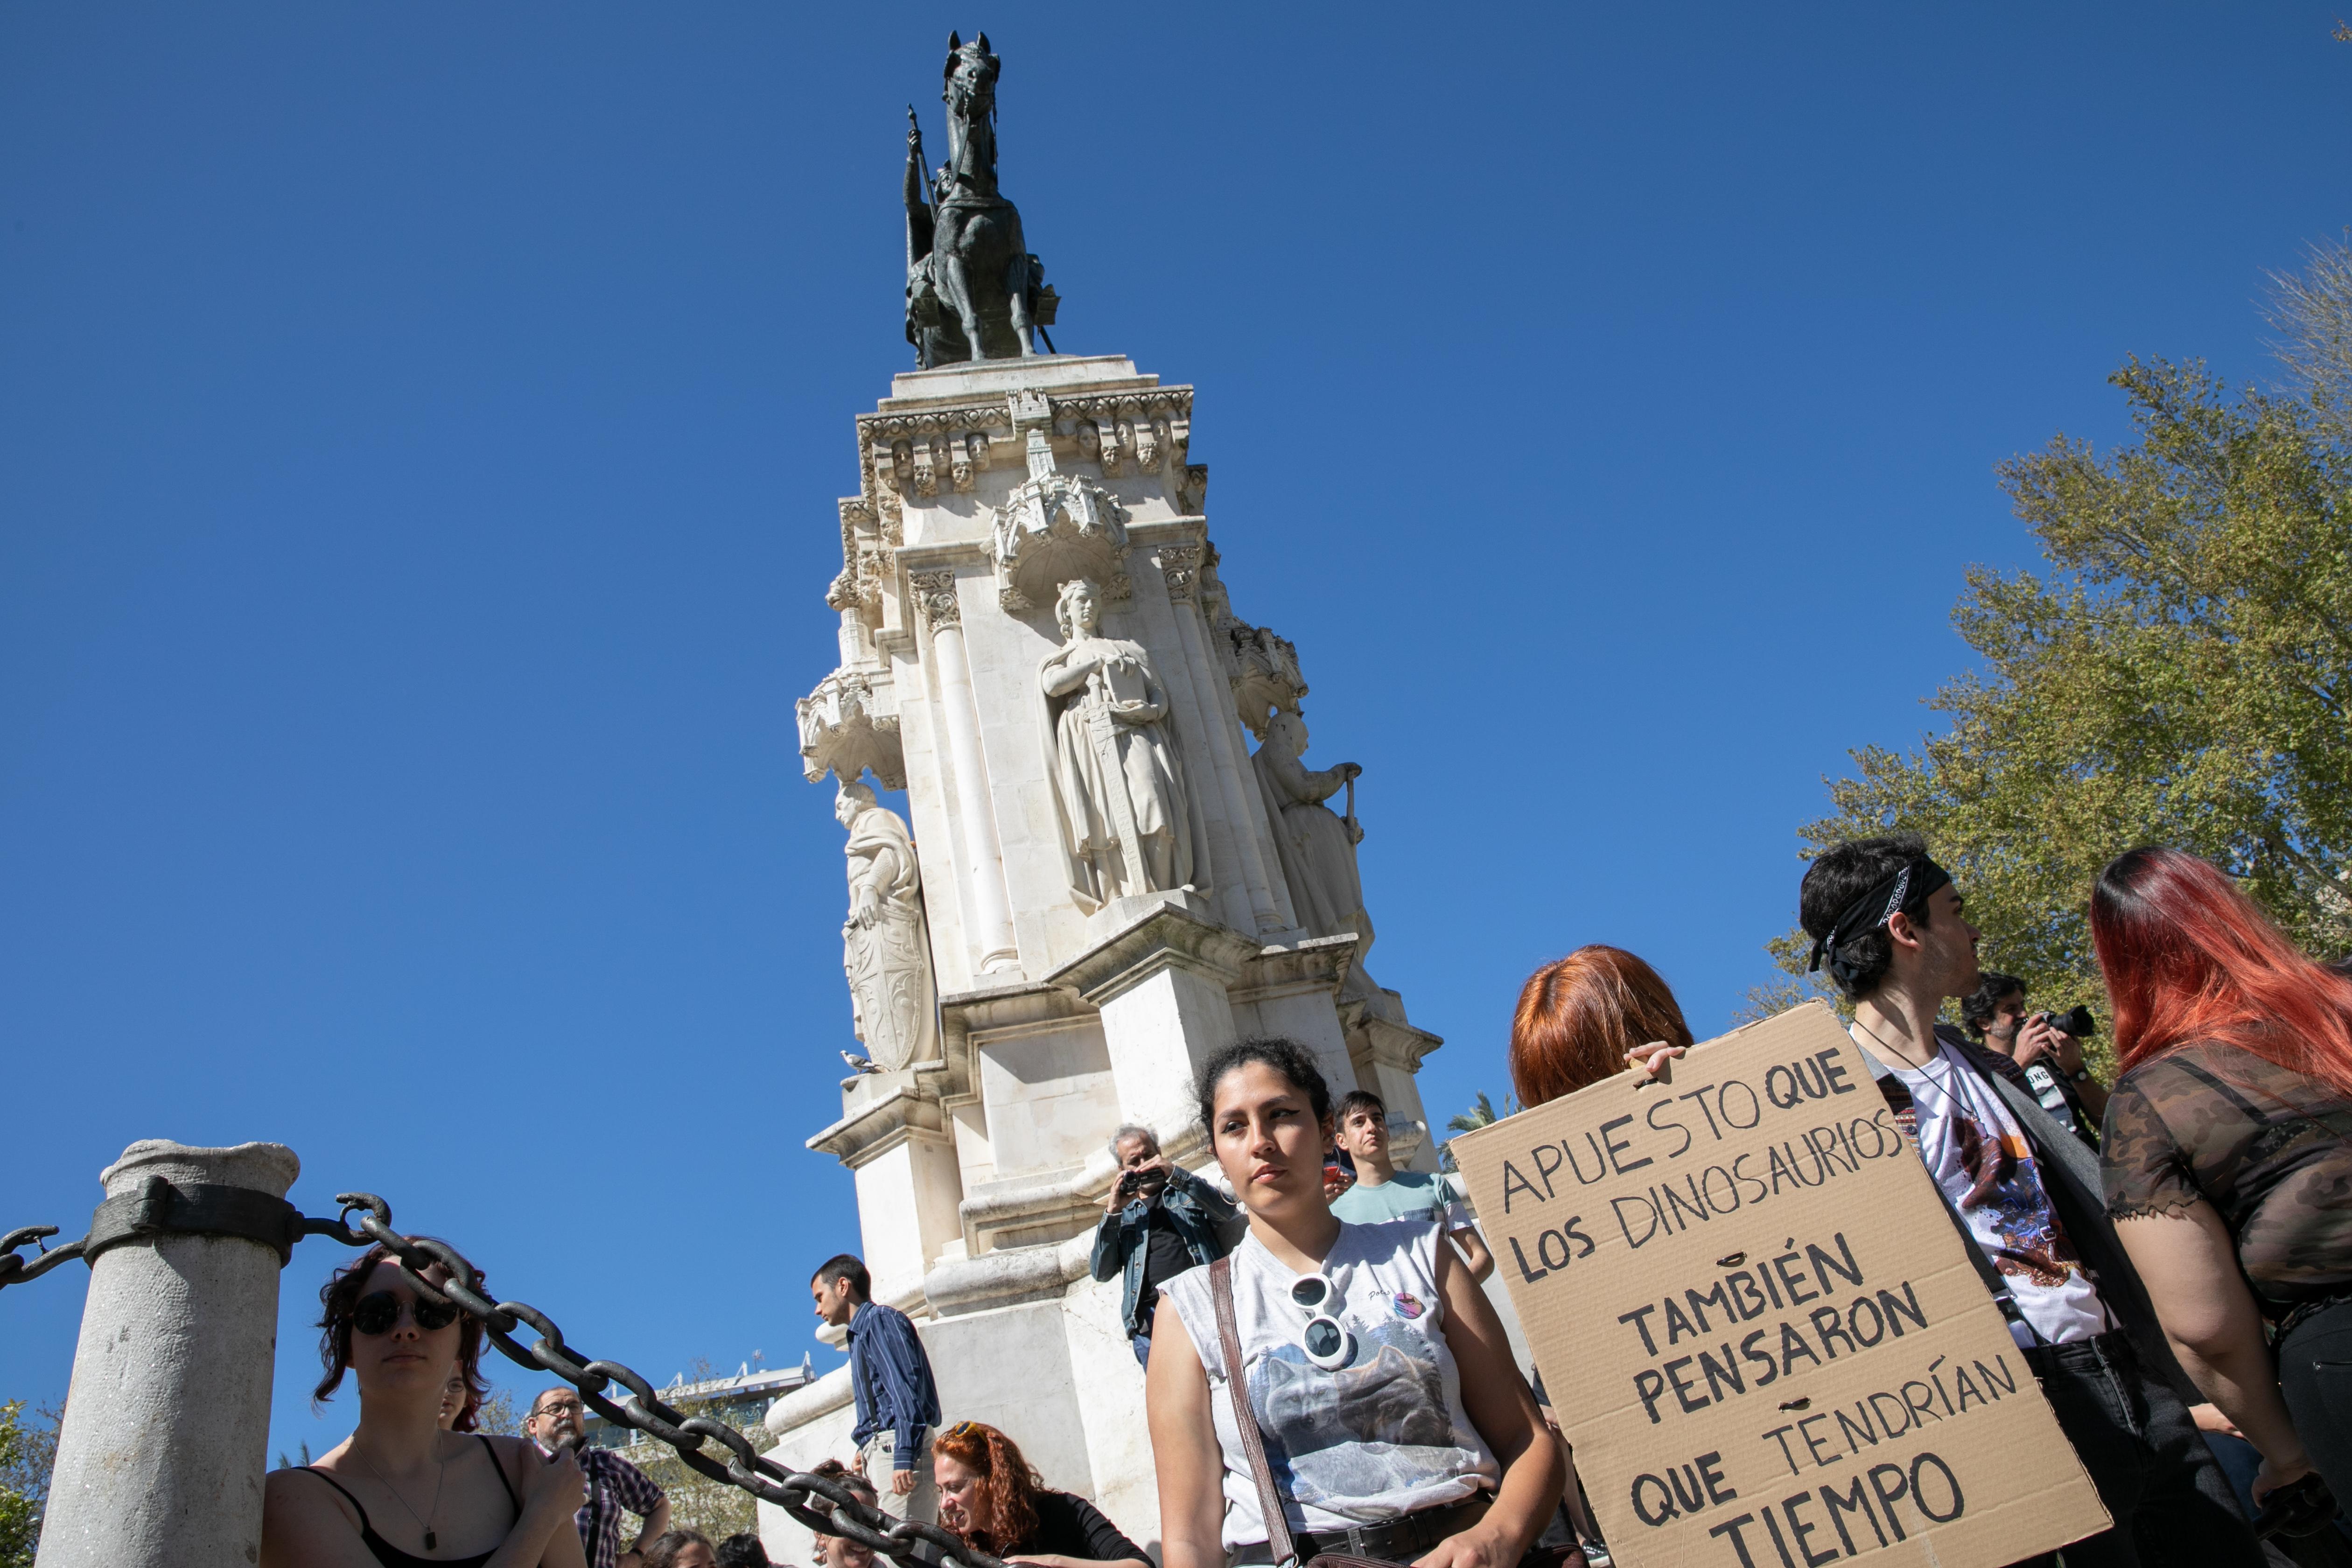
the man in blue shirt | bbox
[1087,1124,1234,1367]
[810,1253,941,1525]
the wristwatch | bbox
[2067,1066,2093,1084]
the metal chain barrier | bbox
[2,1189,1001,1568]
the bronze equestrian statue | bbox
[904,32,1058,367]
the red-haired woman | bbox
[931,1421,1150,1568]
[261,1243,588,1568]
[1505,946,1691,1560]
[1508,945,1694,1107]
[2092,849,2352,1506]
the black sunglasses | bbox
[350,1289,461,1336]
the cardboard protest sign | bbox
[1452,1002,2109,1568]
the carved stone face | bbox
[1275,709,1309,751]
[1063,581,1099,638]
[835,786,872,828]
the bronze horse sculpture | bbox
[904,32,1057,366]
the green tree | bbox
[1773,242,2352,1055]
[1438,1092,1518,1172]
[0,1400,59,1568]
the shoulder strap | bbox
[1210,1256,1298,1568]
[477,1434,522,1518]
[296,1465,377,1534]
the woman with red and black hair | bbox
[260,1241,588,1568]
[2092,848,2352,1508]
[931,1421,1149,1568]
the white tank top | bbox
[1162,1219,1501,1547]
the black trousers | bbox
[2006,1331,2264,1568]
[2282,1300,2352,1518]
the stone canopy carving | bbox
[1038,578,1197,912]
[991,429,1131,614]
[837,781,939,1071]
[799,668,905,789]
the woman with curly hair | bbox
[931,1421,1149,1568]
[260,1241,587,1568]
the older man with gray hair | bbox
[1087,1123,1235,1367]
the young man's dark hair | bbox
[1960,971,2026,1040]
[1799,833,1946,997]
[1335,1088,1385,1123]
[811,1253,870,1301]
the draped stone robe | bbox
[1039,634,1196,911]
[842,802,939,1070]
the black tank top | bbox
[298,1435,522,1568]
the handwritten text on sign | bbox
[1452,1004,2108,1568]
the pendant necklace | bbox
[353,1440,447,1551]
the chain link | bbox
[2,1194,1003,1568]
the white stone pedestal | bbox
[777,351,1455,1562]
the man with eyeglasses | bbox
[525,1386,672,1568]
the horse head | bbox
[942,31,1000,120]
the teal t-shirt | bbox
[1329,1168,1469,1230]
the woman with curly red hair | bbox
[1508,945,1693,1107]
[2092,848,2352,1510]
[931,1421,1149,1568]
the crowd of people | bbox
[256,836,2351,1568]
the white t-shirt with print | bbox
[1890,1043,2111,1349]
[1162,1219,1500,1547]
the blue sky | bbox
[3,4,2346,1464]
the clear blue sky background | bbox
[4,4,2347,1465]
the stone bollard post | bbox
[37,1139,302,1568]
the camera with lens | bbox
[1117,1166,1168,1199]
[2030,1004,2098,1039]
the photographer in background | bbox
[1089,1124,1235,1369]
[1959,971,2107,1149]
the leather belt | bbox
[1228,1495,1491,1565]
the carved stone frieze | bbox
[1179,463,1208,514]
[798,666,907,788]
[990,429,1132,615]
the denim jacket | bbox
[1089,1166,1235,1337]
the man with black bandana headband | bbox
[1801,836,2262,1568]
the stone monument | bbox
[760,35,1447,1559]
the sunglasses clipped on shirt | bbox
[1289,1274,1356,1372]
[350,1290,462,1336]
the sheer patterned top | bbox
[297,1434,523,1568]
[2100,1041,2352,1322]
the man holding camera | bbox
[1088,1124,1235,1369]
[1958,972,2107,1149]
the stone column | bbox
[39,1139,301,1568]
[912,570,1020,973]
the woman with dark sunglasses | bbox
[261,1241,589,1568]
[1147,1037,1563,1568]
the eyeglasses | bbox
[1289,1275,1355,1372]
[942,1421,980,1440]
[350,1290,461,1336]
